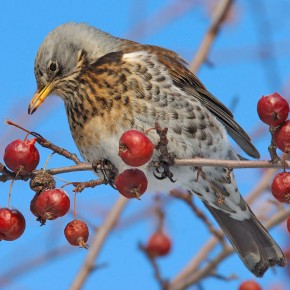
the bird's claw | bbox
[153,160,176,183]
[92,159,118,189]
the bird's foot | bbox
[268,126,281,163]
[153,160,176,183]
[92,159,118,189]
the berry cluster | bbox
[116,130,154,199]
[0,138,39,241]
[1,137,88,247]
[257,92,290,154]
[257,92,290,229]
[0,127,160,249]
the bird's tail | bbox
[203,202,286,276]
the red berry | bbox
[118,130,154,167]
[257,93,289,127]
[239,280,262,290]
[64,219,89,248]
[4,138,40,174]
[30,194,46,225]
[33,188,70,220]
[146,231,171,257]
[0,208,26,241]
[271,172,290,203]
[115,169,148,199]
[273,120,290,153]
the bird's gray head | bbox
[28,22,120,114]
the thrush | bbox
[28,22,286,276]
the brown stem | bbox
[71,179,106,193]
[73,191,77,220]
[139,244,169,290]
[6,119,31,135]
[6,119,82,164]
[173,158,290,169]
[31,131,82,164]
[7,178,16,208]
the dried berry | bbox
[30,172,56,193]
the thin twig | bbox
[62,179,106,193]
[70,196,129,290]
[31,132,82,164]
[190,0,234,73]
[6,120,82,164]
[139,244,169,290]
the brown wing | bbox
[93,41,260,158]
[142,44,260,159]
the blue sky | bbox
[0,1,290,290]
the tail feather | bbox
[203,202,286,277]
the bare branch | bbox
[174,157,289,169]
[139,244,169,290]
[190,0,234,73]
[32,132,82,164]
[1,157,288,184]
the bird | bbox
[28,22,286,276]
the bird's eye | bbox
[48,59,58,72]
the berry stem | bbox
[8,177,16,208]
[24,132,30,141]
[43,152,55,172]
[6,119,32,135]
[74,191,77,220]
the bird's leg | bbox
[153,160,176,183]
[153,122,176,183]
[92,159,118,189]
[268,126,281,163]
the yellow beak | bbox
[28,83,52,114]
